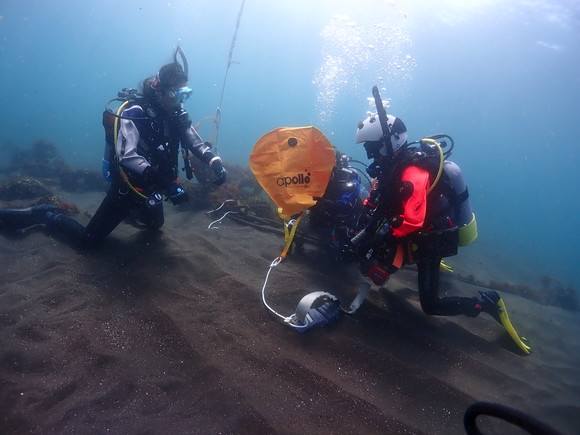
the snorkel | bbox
[362,85,398,179]
[371,85,394,160]
[169,44,192,104]
[173,45,189,81]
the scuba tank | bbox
[432,161,477,246]
[101,88,141,182]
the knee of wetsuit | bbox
[45,212,87,244]
[141,213,164,230]
[149,219,164,230]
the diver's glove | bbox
[211,160,227,186]
[360,260,390,286]
[297,302,341,333]
[167,182,188,205]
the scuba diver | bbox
[347,86,530,354]
[308,150,364,257]
[0,47,227,248]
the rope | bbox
[260,256,309,329]
[214,0,246,154]
[261,257,287,320]
[206,199,237,214]
[207,211,238,229]
[206,199,241,229]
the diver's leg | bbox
[417,258,531,353]
[417,257,480,316]
[45,213,87,245]
[0,204,60,231]
[0,203,89,247]
[46,187,132,248]
[80,189,134,246]
[136,201,164,230]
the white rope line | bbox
[260,257,309,329]
[206,198,236,214]
[207,211,238,229]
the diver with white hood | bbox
[347,86,530,354]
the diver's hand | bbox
[167,182,188,205]
[143,166,162,184]
[211,160,227,186]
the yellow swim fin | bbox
[439,259,453,273]
[496,297,531,355]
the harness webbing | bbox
[280,213,304,259]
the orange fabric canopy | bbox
[249,126,336,217]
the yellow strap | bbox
[392,244,405,269]
[280,213,304,259]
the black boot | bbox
[472,290,501,322]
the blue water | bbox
[1,0,579,289]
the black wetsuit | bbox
[417,258,480,317]
[34,99,221,248]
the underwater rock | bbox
[0,176,80,216]
[6,139,105,192]
[8,139,67,179]
[0,177,53,201]
[184,162,267,211]
[59,169,106,192]
[489,278,579,312]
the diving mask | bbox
[168,86,193,104]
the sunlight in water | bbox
[313,10,415,129]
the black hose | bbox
[349,166,372,189]
[464,402,562,435]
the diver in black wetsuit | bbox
[0,47,227,248]
[308,150,363,256]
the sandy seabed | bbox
[1,191,579,434]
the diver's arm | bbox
[182,126,221,165]
[176,109,226,185]
[116,106,151,175]
[174,109,221,166]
